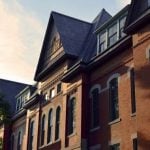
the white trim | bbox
[89,84,101,98]
[107,73,120,88]
[109,139,121,145]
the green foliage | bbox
[0,93,11,124]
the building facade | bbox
[2,0,150,149]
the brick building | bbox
[1,0,150,149]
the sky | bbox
[0,0,131,84]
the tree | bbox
[0,93,11,124]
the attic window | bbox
[97,15,127,54]
[51,36,62,53]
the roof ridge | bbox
[51,11,92,25]
[0,78,29,85]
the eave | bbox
[34,51,77,81]
[12,109,26,122]
[61,35,132,82]
[23,94,40,109]
[124,8,150,34]
[88,35,132,70]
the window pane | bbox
[92,88,99,128]
[133,138,137,150]
[55,107,61,140]
[50,88,55,99]
[57,83,62,93]
[108,34,117,47]
[119,16,126,38]
[109,78,119,122]
[130,69,136,113]
[108,24,117,36]
[110,143,120,150]
[47,110,53,143]
[41,115,45,146]
[68,98,75,135]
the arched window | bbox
[17,131,21,150]
[67,97,76,135]
[28,121,34,150]
[109,77,119,121]
[91,88,100,128]
[10,134,14,150]
[55,106,61,140]
[47,109,53,143]
[41,115,45,146]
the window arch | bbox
[109,76,119,122]
[67,97,76,135]
[10,134,14,150]
[55,106,61,140]
[17,131,21,150]
[41,115,45,146]
[47,109,53,144]
[28,120,34,150]
[90,84,101,129]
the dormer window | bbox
[97,15,127,54]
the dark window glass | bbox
[55,107,61,140]
[110,143,120,150]
[130,68,136,113]
[41,115,45,146]
[17,132,21,150]
[67,98,76,135]
[108,23,117,47]
[133,138,138,150]
[57,83,62,93]
[99,32,106,53]
[109,78,119,122]
[28,121,34,150]
[91,88,99,128]
[10,135,14,150]
[47,110,53,143]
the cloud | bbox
[0,0,44,84]
[116,0,131,8]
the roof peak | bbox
[51,11,92,25]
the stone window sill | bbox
[131,113,136,117]
[108,118,121,125]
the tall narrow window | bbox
[110,143,120,150]
[28,121,34,150]
[119,16,126,38]
[68,97,76,135]
[109,78,119,122]
[17,131,21,150]
[41,115,45,146]
[99,32,106,53]
[91,88,99,128]
[55,106,61,140]
[57,83,62,93]
[133,138,137,150]
[47,109,53,144]
[10,134,14,150]
[130,68,136,114]
[108,23,117,47]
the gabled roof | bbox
[125,0,150,33]
[80,9,112,63]
[34,11,92,81]
[0,79,28,115]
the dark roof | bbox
[34,9,111,81]
[125,0,150,33]
[0,79,28,115]
[80,9,112,63]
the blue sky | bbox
[0,0,131,84]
